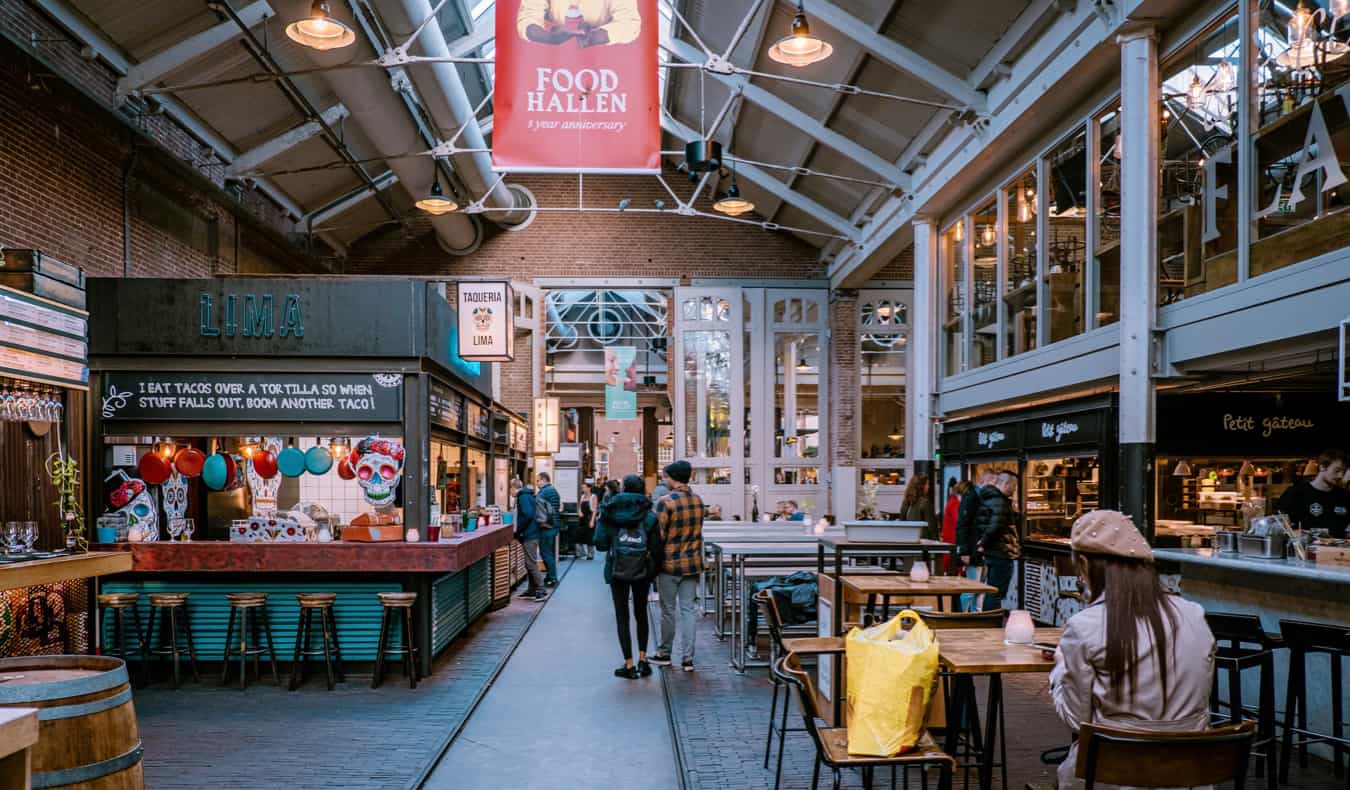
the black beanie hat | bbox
[665,460,692,485]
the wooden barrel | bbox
[0,655,144,789]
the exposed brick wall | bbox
[498,332,534,416]
[344,174,827,281]
[872,244,914,281]
[0,5,319,277]
[829,290,859,469]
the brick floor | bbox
[661,612,1346,790]
[131,589,546,790]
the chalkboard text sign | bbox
[101,372,403,422]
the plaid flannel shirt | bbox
[655,485,705,576]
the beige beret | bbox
[1070,510,1153,563]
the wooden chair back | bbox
[1076,721,1255,789]
[921,609,1008,630]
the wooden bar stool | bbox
[1278,618,1349,783]
[221,592,280,689]
[1206,612,1283,790]
[145,592,201,688]
[373,592,419,689]
[96,592,147,685]
[290,593,345,691]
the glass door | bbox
[674,288,745,518]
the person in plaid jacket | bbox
[649,460,705,670]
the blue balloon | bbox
[202,454,229,490]
[304,446,333,475]
[277,446,306,477]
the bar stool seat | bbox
[145,592,200,688]
[290,593,345,690]
[97,592,147,684]
[1278,618,1349,783]
[373,592,419,689]
[1206,612,1282,790]
[222,592,280,689]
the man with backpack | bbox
[649,460,705,672]
[536,472,562,586]
[594,475,663,679]
[512,479,548,600]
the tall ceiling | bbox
[37,0,1064,258]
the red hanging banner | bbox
[493,0,660,174]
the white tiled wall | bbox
[287,437,389,524]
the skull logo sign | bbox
[472,306,493,332]
[348,437,406,506]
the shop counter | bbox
[0,552,133,592]
[95,525,515,675]
[0,552,135,658]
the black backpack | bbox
[534,493,554,528]
[611,521,654,582]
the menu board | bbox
[429,382,464,432]
[0,287,88,388]
[467,402,490,439]
[101,372,403,422]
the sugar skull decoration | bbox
[347,437,405,507]
[246,436,284,517]
[162,471,189,537]
[472,305,493,332]
[106,469,159,541]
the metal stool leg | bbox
[402,607,417,688]
[180,607,202,683]
[129,607,149,687]
[260,608,280,685]
[238,607,250,690]
[290,609,309,691]
[320,607,336,691]
[329,609,345,683]
[764,678,779,768]
[1331,654,1344,777]
[1260,653,1277,789]
[372,608,390,689]
[166,607,181,689]
[221,606,237,685]
[132,608,149,686]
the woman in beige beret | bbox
[1049,510,1217,789]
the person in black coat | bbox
[594,475,663,679]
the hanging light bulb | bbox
[952,220,964,241]
[416,169,458,215]
[285,1,356,51]
[1289,2,1315,49]
[1214,59,1236,92]
[979,224,997,246]
[714,180,754,216]
[767,2,833,67]
[1186,70,1207,110]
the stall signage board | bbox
[1158,393,1346,454]
[0,286,88,389]
[429,381,465,432]
[964,422,1021,454]
[1023,410,1103,449]
[456,282,514,362]
[533,397,560,455]
[101,372,403,422]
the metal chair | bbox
[918,609,1008,630]
[756,589,835,790]
[919,608,1008,789]
[1076,721,1256,790]
[774,653,955,790]
[1206,612,1283,790]
[1278,618,1349,783]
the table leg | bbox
[833,547,843,724]
[715,550,725,639]
[979,674,1004,790]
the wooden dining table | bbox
[936,627,1062,790]
[842,573,997,617]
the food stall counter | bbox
[0,552,133,592]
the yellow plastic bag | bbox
[844,609,941,757]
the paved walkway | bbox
[423,556,680,790]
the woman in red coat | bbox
[941,479,970,573]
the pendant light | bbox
[416,168,457,215]
[1172,459,1193,477]
[1214,60,1236,92]
[286,1,356,51]
[1237,460,1255,477]
[887,425,903,442]
[768,2,833,67]
[1186,71,1207,111]
[1302,458,1321,476]
[714,180,754,216]
[979,224,997,246]
[796,357,810,371]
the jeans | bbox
[610,579,652,661]
[656,573,699,661]
[983,557,1014,612]
[540,528,559,582]
[521,538,545,592]
[960,564,986,612]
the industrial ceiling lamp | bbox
[714,161,754,216]
[1302,458,1321,476]
[286,1,356,51]
[768,1,833,67]
[415,169,457,215]
[1172,459,1193,477]
[1237,459,1256,477]
[1186,71,1207,111]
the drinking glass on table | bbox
[22,522,38,553]
[183,518,195,542]
[3,522,19,555]
[167,519,184,542]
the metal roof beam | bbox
[305,171,400,227]
[226,104,350,177]
[448,13,495,58]
[807,1,985,111]
[664,38,907,189]
[116,1,271,98]
[662,114,856,239]
[969,0,1061,90]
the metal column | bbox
[908,220,939,482]
[1117,28,1159,534]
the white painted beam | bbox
[305,171,399,226]
[116,1,271,97]
[448,13,495,58]
[808,1,984,110]
[226,104,351,177]
[662,114,857,238]
[664,38,906,188]
[968,0,1059,90]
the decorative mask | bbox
[106,469,159,541]
[162,471,189,534]
[348,437,405,507]
[246,436,283,517]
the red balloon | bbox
[251,450,279,479]
[337,458,356,480]
[138,452,171,486]
[173,447,206,478]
